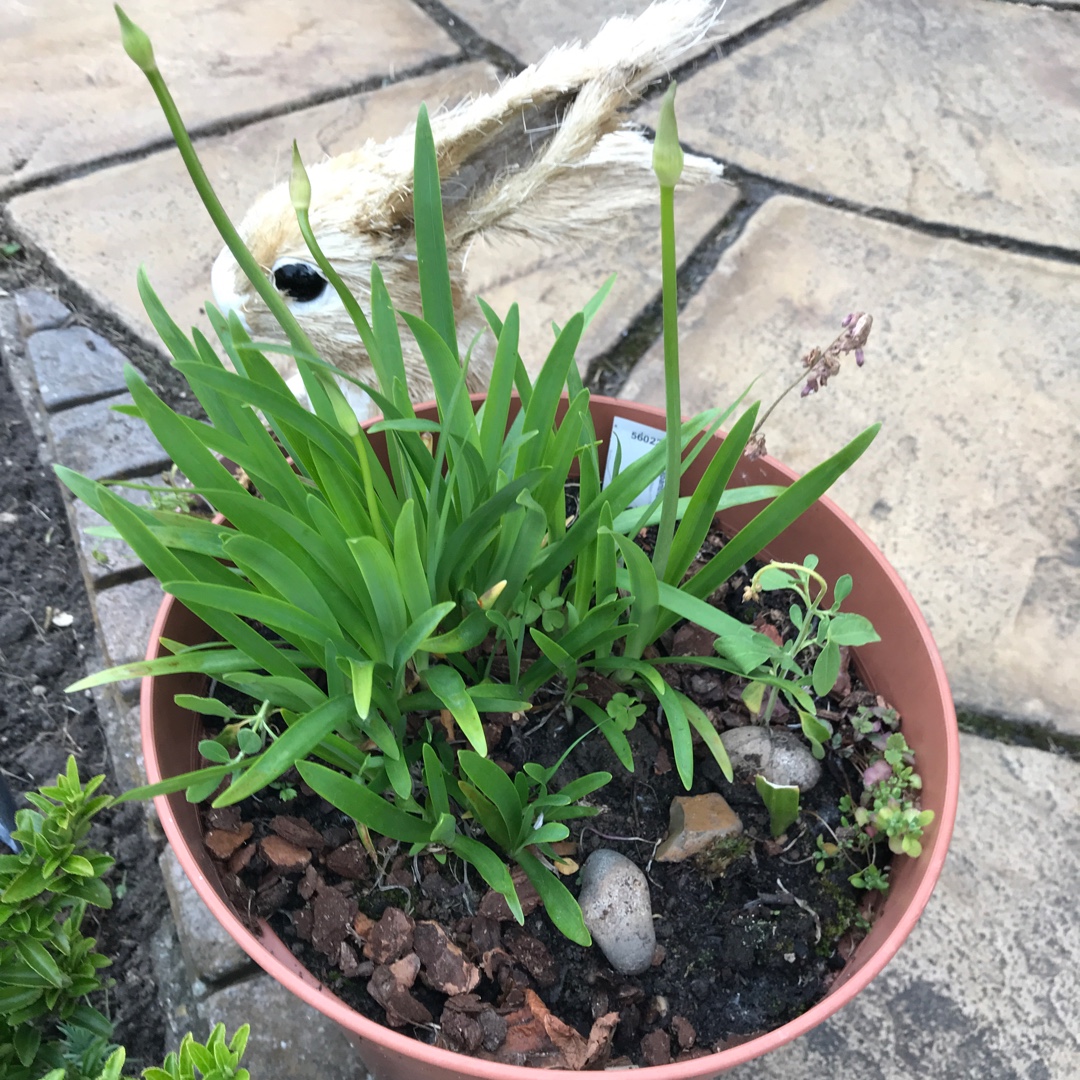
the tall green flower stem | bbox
[289,144,387,547]
[650,82,685,583]
[114,5,351,432]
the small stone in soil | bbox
[578,849,656,976]
[654,793,743,862]
[720,725,823,790]
[324,839,369,879]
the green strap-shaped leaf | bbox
[297,761,432,844]
[666,401,759,584]
[348,537,408,662]
[65,647,275,693]
[422,744,450,818]
[478,303,521,468]
[393,502,432,625]
[163,582,335,663]
[450,835,523,923]
[223,534,342,640]
[458,750,522,852]
[674,686,733,783]
[656,681,694,790]
[423,666,486,755]
[393,603,456,672]
[574,695,630,773]
[419,608,491,654]
[651,577,782,674]
[412,103,459,360]
[610,532,660,661]
[514,848,591,946]
[660,424,880,635]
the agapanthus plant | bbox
[64,7,880,942]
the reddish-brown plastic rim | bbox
[141,395,959,1080]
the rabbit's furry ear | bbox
[426,0,724,248]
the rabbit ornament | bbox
[211,0,724,420]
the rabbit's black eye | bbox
[273,262,328,303]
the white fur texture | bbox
[212,0,724,407]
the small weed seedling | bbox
[741,555,880,754]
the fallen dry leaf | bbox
[584,1011,620,1067]
[438,708,456,741]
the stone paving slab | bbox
[721,733,1080,1078]
[14,289,72,335]
[73,486,153,585]
[9,58,737,384]
[7,63,500,369]
[466,179,739,374]
[441,0,793,64]
[0,0,459,193]
[623,195,1080,734]
[642,0,1080,250]
[93,575,164,676]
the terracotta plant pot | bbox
[141,395,959,1079]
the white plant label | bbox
[602,416,667,509]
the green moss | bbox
[694,833,753,878]
[816,877,866,955]
[957,710,1080,762]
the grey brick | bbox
[27,325,129,410]
[73,485,153,584]
[15,289,71,335]
[159,848,254,987]
[93,575,164,673]
[48,393,169,482]
[93,693,148,795]
[199,973,366,1080]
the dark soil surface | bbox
[194,556,892,1070]
[1,245,169,1072]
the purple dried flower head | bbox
[838,312,873,354]
[855,348,866,367]
[743,433,768,460]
